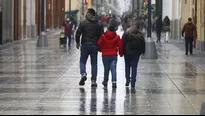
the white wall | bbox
[26,0,31,26]
[162,0,172,19]
[162,0,182,20]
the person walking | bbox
[97,22,123,89]
[62,19,72,48]
[182,18,197,55]
[122,20,145,88]
[163,16,171,43]
[156,16,163,43]
[75,8,104,87]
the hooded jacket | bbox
[97,31,123,57]
[122,25,145,56]
[75,15,104,45]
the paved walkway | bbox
[0,30,204,115]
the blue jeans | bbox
[102,56,117,83]
[80,44,98,81]
[124,55,140,84]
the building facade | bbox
[65,0,86,21]
[181,0,205,51]
[195,0,205,51]
[132,0,144,17]
[162,0,182,40]
[0,0,13,44]
[0,0,65,45]
[91,0,121,16]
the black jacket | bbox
[122,25,145,56]
[156,18,163,31]
[75,15,104,45]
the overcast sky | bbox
[118,0,131,14]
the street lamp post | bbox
[137,0,140,17]
[141,0,158,59]
[132,0,134,13]
[147,0,152,38]
[96,0,98,14]
[37,0,48,47]
[82,0,84,16]
[69,0,71,17]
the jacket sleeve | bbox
[182,24,186,36]
[75,22,82,44]
[142,39,146,55]
[117,36,123,56]
[99,23,104,38]
[97,35,103,52]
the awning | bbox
[65,9,79,15]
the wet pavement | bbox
[0,30,204,115]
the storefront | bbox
[0,0,13,44]
[196,0,205,51]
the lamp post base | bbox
[141,37,158,59]
[37,32,48,47]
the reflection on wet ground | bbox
[0,31,204,115]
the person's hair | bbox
[188,18,192,22]
[108,26,116,32]
[87,8,96,16]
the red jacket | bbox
[97,31,123,57]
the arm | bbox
[182,24,186,37]
[73,20,77,30]
[99,23,104,37]
[121,32,127,46]
[75,22,82,44]
[117,37,123,57]
[142,39,145,55]
[97,35,104,52]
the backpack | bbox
[127,32,144,50]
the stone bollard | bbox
[200,99,205,115]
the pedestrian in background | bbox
[62,19,72,48]
[156,16,163,43]
[163,16,171,43]
[182,18,197,55]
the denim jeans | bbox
[185,36,194,54]
[124,55,140,85]
[80,44,98,81]
[102,56,118,83]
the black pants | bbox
[156,31,161,42]
[185,36,194,54]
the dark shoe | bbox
[112,83,117,89]
[185,53,188,55]
[79,76,87,86]
[91,81,98,88]
[125,82,130,87]
[102,82,108,88]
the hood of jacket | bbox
[86,15,98,23]
[103,31,117,41]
